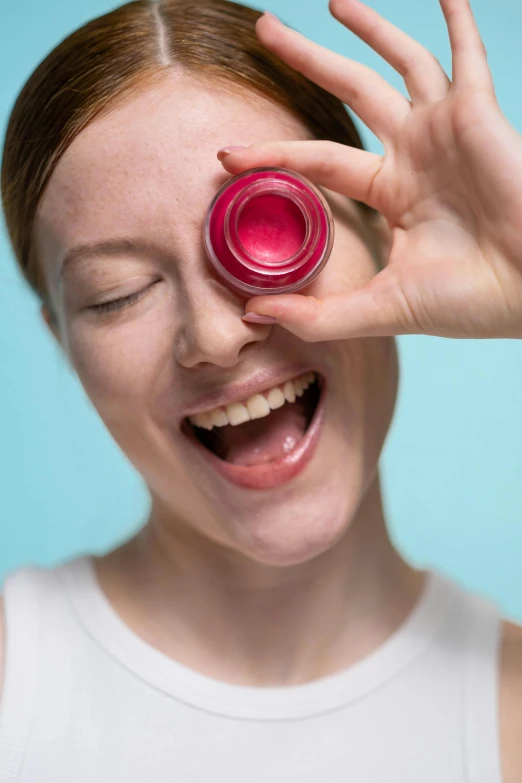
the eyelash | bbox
[89,282,158,315]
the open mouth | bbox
[181,373,324,467]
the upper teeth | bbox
[188,372,317,430]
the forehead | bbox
[35,72,312,272]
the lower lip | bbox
[182,379,326,490]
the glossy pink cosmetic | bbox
[204,167,334,296]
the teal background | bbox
[1,0,521,618]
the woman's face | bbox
[35,72,399,566]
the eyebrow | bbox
[59,237,162,278]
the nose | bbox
[174,275,271,369]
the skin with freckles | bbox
[35,69,403,577]
[13,63,519,777]
[0,0,514,771]
[34,70,425,685]
[21,65,522,777]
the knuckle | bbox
[343,79,363,106]
[429,52,444,71]
[397,46,440,81]
[396,51,417,78]
[291,44,311,73]
[314,145,339,180]
[293,296,323,342]
[256,141,281,163]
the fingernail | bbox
[262,11,281,23]
[217,145,247,161]
[242,312,278,324]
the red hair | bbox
[1,0,372,317]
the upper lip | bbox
[180,364,324,421]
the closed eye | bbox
[89,280,161,315]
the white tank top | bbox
[0,554,503,783]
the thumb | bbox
[241,276,417,340]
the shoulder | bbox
[500,620,522,783]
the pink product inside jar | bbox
[204,168,333,296]
[236,194,306,263]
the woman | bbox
[0,0,521,779]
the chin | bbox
[228,483,359,568]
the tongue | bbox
[220,404,308,466]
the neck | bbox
[94,474,424,687]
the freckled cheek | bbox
[66,324,168,423]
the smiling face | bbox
[35,71,399,566]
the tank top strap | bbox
[460,590,503,783]
[0,566,44,783]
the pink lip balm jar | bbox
[203,167,334,296]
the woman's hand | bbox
[218,0,522,340]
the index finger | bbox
[218,139,384,211]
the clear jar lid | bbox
[204,167,334,296]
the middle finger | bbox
[255,13,411,142]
